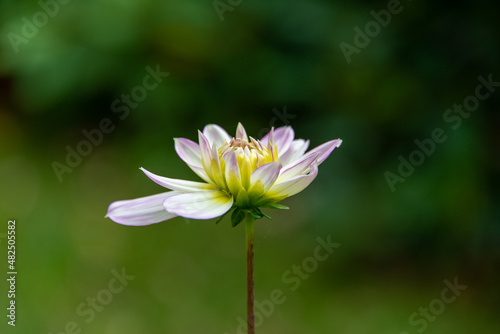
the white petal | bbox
[267,164,318,198]
[210,140,226,189]
[198,130,212,166]
[189,166,213,184]
[235,122,248,141]
[302,139,342,165]
[140,167,213,192]
[279,139,310,166]
[249,161,282,193]
[175,138,212,183]
[203,124,231,147]
[223,150,242,196]
[261,127,275,148]
[106,192,178,226]
[163,190,233,220]
[174,138,202,168]
[198,131,217,181]
[261,126,294,156]
[277,152,317,182]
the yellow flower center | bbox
[219,137,277,173]
[215,136,278,206]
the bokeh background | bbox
[1,0,499,333]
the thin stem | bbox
[245,213,255,334]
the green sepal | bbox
[251,207,272,220]
[235,189,250,209]
[231,208,246,227]
[263,204,290,210]
[249,210,262,220]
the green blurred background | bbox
[1,0,499,333]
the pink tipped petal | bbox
[250,136,263,151]
[211,141,221,166]
[273,126,295,155]
[261,126,294,156]
[303,139,342,166]
[140,167,213,192]
[175,138,212,183]
[277,151,318,182]
[223,150,242,195]
[197,131,225,189]
[198,130,211,154]
[279,139,310,166]
[260,128,272,144]
[210,142,226,189]
[268,164,318,198]
[203,124,231,147]
[198,131,214,177]
[223,151,241,178]
[174,138,202,168]
[250,161,282,193]
[235,122,248,141]
[188,165,212,184]
[163,190,233,219]
[106,192,179,226]
[261,127,275,148]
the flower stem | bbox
[245,213,255,334]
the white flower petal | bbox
[174,138,202,168]
[163,190,233,219]
[277,152,317,182]
[140,167,213,192]
[267,164,318,198]
[261,127,275,148]
[181,165,212,184]
[261,126,294,156]
[249,161,282,193]
[223,150,242,196]
[198,130,217,181]
[302,139,342,165]
[235,122,248,141]
[106,192,178,226]
[198,130,212,165]
[210,141,226,189]
[279,139,310,166]
[203,124,231,147]
[174,137,212,183]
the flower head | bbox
[106,123,341,226]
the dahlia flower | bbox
[106,123,342,226]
